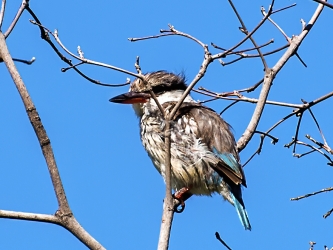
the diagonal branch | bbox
[0,32,70,214]
[237,1,326,152]
[228,0,268,70]
[291,187,333,201]
[4,0,29,38]
[0,31,104,250]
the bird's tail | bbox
[230,193,251,230]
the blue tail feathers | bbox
[230,192,251,230]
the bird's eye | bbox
[151,84,168,95]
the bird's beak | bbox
[109,92,150,104]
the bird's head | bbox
[110,71,192,117]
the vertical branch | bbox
[0,0,6,29]
[157,119,174,250]
[158,33,212,249]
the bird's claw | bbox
[173,196,186,213]
[172,187,190,213]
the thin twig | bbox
[292,112,304,153]
[248,91,333,166]
[194,88,304,108]
[307,107,329,147]
[255,131,279,144]
[26,9,133,87]
[161,24,208,51]
[220,100,240,115]
[306,135,333,154]
[293,140,333,165]
[291,187,333,201]
[211,39,274,54]
[261,6,290,42]
[228,0,268,70]
[271,3,297,14]
[4,0,29,38]
[215,232,232,250]
[220,44,289,66]
[242,150,258,168]
[323,208,333,218]
[12,56,35,65]
[128,33,175,42]
[212,0,275,60]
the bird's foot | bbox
[172,187,192,213]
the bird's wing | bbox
[176,102,247,187]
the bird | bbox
[110,71,251,230]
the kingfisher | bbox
[110,71,251,230]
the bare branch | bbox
[241,78,264,93]
[307,107,330,148]
[12,56,35,65]
[212,0,275,60]
[215,232,232,250]
[0,0,6,30]
[48,25,140,78]
[228,0,268,69]
[161,24,208,51]
[323,208,333,218]
[309,241,316,250]
[271,3,297,14]
[313,0,333,9]
[255,131,279,144]
[211,39,274,53]
[0,210,61,225]
[220,100,240,115]
[194,87,303,108]
[261,6,290,42]
[242,130,278,168]
[292,111,304,153]
[128,33,175,42]
[293,140,333,166]
[306,135,333,154]
[0,31,105,250]
[157,120,174,250]
[26,9,133,87]
[0,31,71,215]
[291,187,333,201]
[4,0,29,38]
[237,1,325,152]
[219,44,289,67]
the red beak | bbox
[109,92,150,104]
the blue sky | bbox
[1,0,333,249]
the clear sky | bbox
[1,0,333,249]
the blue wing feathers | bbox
[212,148,251,230]
[212,148,241,175]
